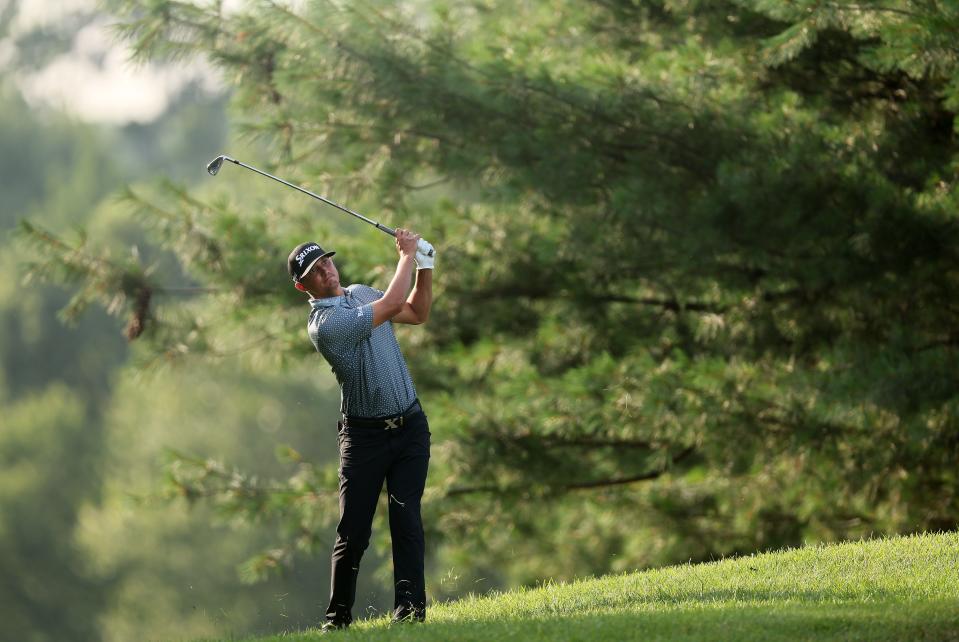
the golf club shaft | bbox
[223,157,397,237]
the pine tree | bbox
[23,0,959,585]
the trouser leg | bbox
[386,415,431,620]
[326,423,389,625]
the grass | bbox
[210,531,959,641]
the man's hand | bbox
[414,251,434,270]
[394,228,420,258]
[415,239,435,270]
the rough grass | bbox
[206,531,959,641]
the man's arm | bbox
[371,229,419,328]
[392,268,432,325]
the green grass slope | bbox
[215,532,959,641]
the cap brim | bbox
[298,251,336,279]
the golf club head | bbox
[206,155,234,176]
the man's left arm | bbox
[392,267,432,325]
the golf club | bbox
[206,155,433,256]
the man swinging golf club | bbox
[206,155,436,629]
[288,229,434,632]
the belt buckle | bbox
[384,416,403,430]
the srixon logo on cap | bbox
[296,245,320,266]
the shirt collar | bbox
[309,289,350,309]
[310,296,342,309]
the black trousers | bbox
[325,408,430,625]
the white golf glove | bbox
[415,238,435,270]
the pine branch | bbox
[826,3,923,19]
[288,120,463,149]
[17,220,153,338]
[567,445,696,490]
[342,0,702,157]
[521,435,666,450]
[458,284,727,313]
[445,445,695,497]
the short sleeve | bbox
[311,303,374,349]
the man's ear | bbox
[294,281,307,292]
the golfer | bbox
[288,229,434,631]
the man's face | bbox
[302,256,340,295]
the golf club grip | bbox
[382,229,434,258]
[382,232,434,257]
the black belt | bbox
[342,400,422,430]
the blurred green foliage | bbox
[1,386,107,642]
[0,81,128,641]
[0,13,373,638]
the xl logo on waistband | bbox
[295,245,320,266]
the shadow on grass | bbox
[281,599,959,642]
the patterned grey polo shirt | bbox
[307,284,417,417]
